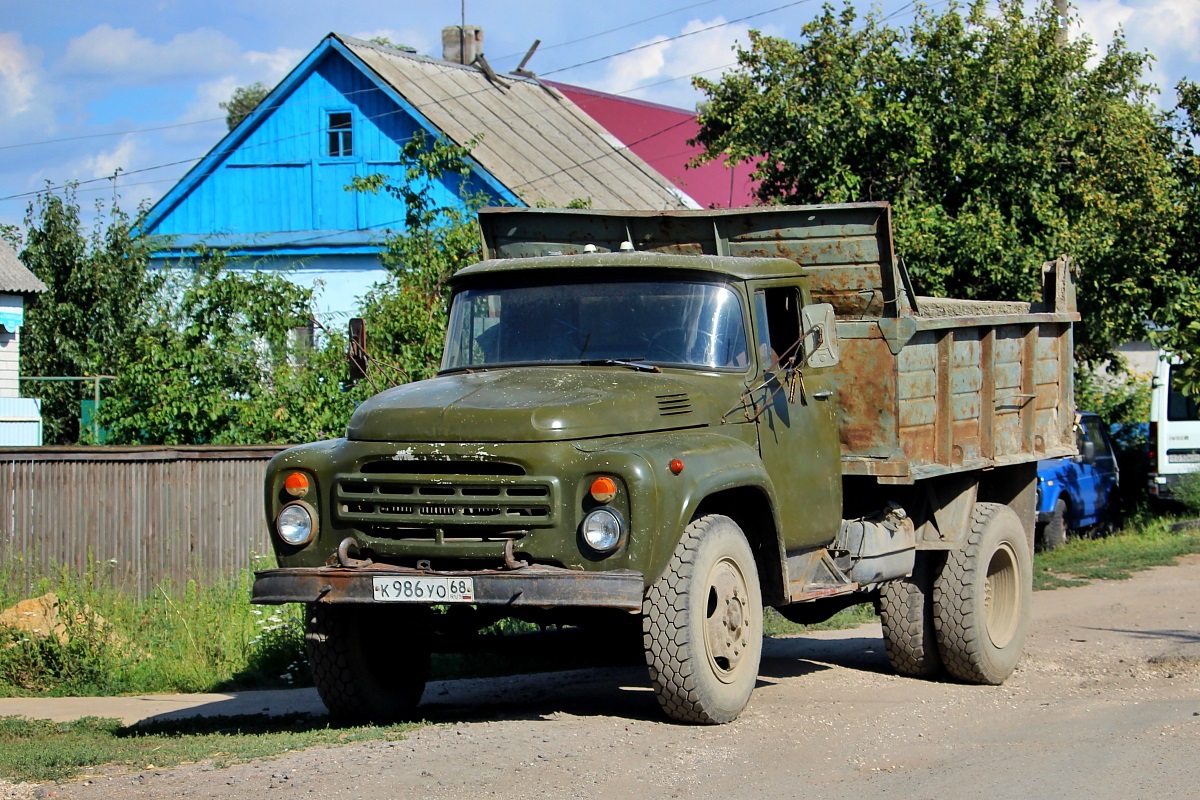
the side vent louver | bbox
[657,393,693,416]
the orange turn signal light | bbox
[284,471,310,498]
[669,459,685,475]
[589,476,617,503]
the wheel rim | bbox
[984,542,1020,648]
[703,555,754,684]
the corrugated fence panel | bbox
[0,446,282,598]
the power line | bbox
[0,117,224,152]
[0,84,392,153]
[493,0,724,63]
[0,1,942,208]
[1,57,712,205]
[540,0,818,77]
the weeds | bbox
[0,558,310,698]
[1033,515,1200,589]
[1171,472,1200,514]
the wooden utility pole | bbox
[1054,0,1069,45]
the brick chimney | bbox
[442,25,483,65]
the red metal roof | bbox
[550,82,760,209]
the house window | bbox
[327,112,353,157]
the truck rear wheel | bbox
[879,551,944,678]
[643,514,763,724]
[305,602,430,722]
[933,502,1031,684]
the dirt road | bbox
[41,557,1200,799]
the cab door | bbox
[748,282,842,550]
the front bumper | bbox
[252,565,645,612]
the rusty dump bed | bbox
[477,203,1079,484]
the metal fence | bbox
[0,445,283,598]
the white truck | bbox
[1149,353,1200,501]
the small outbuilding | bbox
[0,240,47,445]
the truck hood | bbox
[345,367,741,443]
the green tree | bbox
[19,187,160,443]
[220,82,270,131]
[0,224,18,250]
[350,131,486,388]
[1161,81,1200,394]
[96,252,363,445]
[693,0,1184,368]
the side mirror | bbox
[1078,439,1096,465]
[800,303,840,369]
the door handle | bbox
[813,390,833,400]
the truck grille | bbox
[335,466,555,528]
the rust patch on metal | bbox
[833,336,897,456]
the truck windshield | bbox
[441,279,749,371]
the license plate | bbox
[372,576,475,603]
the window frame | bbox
[325,109,354,158]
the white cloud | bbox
[0,31,61,152]
[1076,0,1200,95]
[59,24,243,82]
[0,32,39,116]
[245,47,306,84]
[78,136,139,180]
[592,17,749,109]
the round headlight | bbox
[277,503,315,546]
[581,507,624,553]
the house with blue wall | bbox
[142,32,693,321]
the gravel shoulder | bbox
[17,555,1200,800]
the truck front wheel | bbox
[933,502,1032,684]
[643,514,763,724]
[305,602,430,722]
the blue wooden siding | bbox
[151,49,502,243]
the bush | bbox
[1172,471,1200,514]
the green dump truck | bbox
[252,202,1078,724]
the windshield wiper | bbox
[580,358,661,373]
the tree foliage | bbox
[96,253,363,445]
[1162,81,1200,395]
[220,82,270,131]
[19,188,160,443]
[18,189,362,445]
[349,132,486,388]
[693,0,1189,371]
[17,134,487,445]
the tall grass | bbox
[1033,515,1200,589]
[0,556,306,697]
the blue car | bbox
[1036,412,1120,550]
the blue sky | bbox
[1,0,1197,231]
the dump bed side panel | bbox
[838,316,1075,482]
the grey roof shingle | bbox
[0,240,47,295]
[339,35,695,211]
